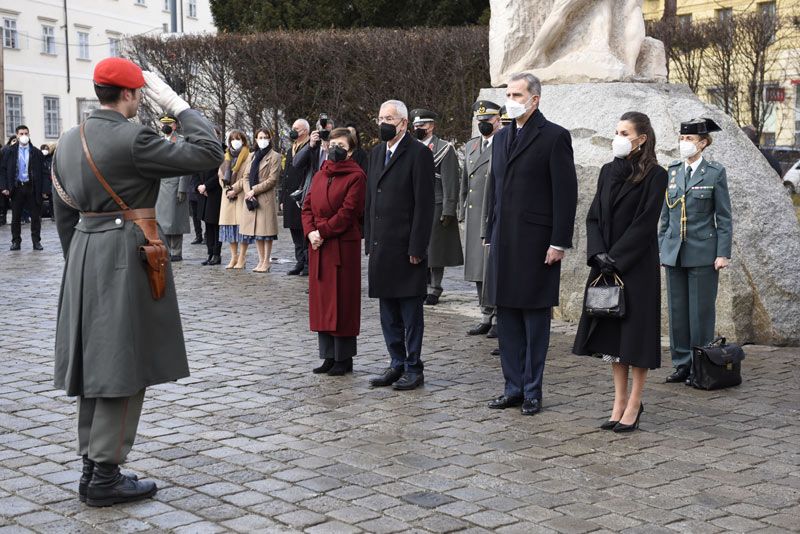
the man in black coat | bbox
[281,118,310,275]
[365,99,435,391]
[1,125,46,250]
[485,73,578,415]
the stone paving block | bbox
[0,497,40,518]
[147,510,204,529]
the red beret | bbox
[93,57,145,89]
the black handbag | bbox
[584,273,626,319]
[245,196,259,211]
[690,337,745,390]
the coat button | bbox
[115,218,122,225]
[373,241,378,246]
[377,188,382,193]
[469,205,473,209]
[469,189,473,193]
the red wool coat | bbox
[301,159,366,337]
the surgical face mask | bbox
[503,95,534,120]
[256,138,270,150]
[379,123,397,142]
[41,149,50,156]
[612,135,633,159]
[679,140,700,160]
[328,146,348,162]
[478,121,494,136]
[17,135,29,145]
[230,139,243,151]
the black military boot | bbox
[78,455,94,503]
[86,462,156,507]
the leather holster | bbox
[133,218,169,300]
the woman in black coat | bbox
[197,166,222,265]
[573,111,667,433]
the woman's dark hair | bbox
[620,111,657,184]
[329,127,358,152]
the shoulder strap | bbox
[80,122,130,211]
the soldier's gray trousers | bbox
[428,267,444,297]
[77,389,145,465]
[475,281,495,324]
[165,235,183,257]
[666,265,719,370]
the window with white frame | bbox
[44,97,61,138]
[5,94,23,136]
[78,31,89,59]
[109,37,121,57]
[188,0,197,18]
[42,25,56,54]
[77,98,100,123]
[3,18,18,49]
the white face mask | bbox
[41,149,49,156]
[17,135,29,145]
[256,138,270,150]
[230,139,243,151]
[504,95,534,120]
[612,136,633,158]
[679,140,700,160]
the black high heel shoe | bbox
[600,419,619,430]
[313,359,334,374]
[327,358,353,376]
[613,403,644,433]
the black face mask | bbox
[289,130,299,140]
[478,121,494,136]
[379,123,397,142]
[328,146,348,162]
[161,124,173,135]
[414,128,428,140]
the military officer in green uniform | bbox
[459,100,501,336]
[155,115,193,262]
[659,118,732,384]
[51,58,223,507]
[410,109,464,305]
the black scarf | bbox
[608,157,634,202]
[248,147,270,188]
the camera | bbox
[318,113,331,141]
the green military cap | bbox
[472,100,501,120]
[680,118,721,135]
[159,114,177,124]
[410,109,437,126]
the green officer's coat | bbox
[426,135,464,268]
[52,109,223,398]
[459,135,492,282]
[658,157,733,267]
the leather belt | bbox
[80,208,156,220]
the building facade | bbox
[643,0,800,148]
[0,0,215,144]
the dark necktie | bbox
[481,139,488,153]
[685,166,692,187]
[385,149,392,168]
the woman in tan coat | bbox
[219,130,251,269]
[233,128,281,272]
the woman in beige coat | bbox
[219,130,251,269]
[233,128,281,272]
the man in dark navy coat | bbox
[364,99,435,391]
[485,73,578,415]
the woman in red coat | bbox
[301,128,367,376]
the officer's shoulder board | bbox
[466,136,480,150]
[668,160,682,168]
[704,160,723,171]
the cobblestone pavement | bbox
[1,220,799,534]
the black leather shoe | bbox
[393,372,423,390]
[313,358,334,374]
[170,255,183,262]
[665,366,690,383]
[287,264,303,275]
[424,294,439,306]
[10,242,20,251]
[369,367,403,387]
[467,323,492,336]
[600,420,619,430]
[486,325,498,339]
[32,242,43,251]
[201,255,213,265]
[86,463,156,507]
[490,348,500,356]
[328,358,353,376]
[488,395,523,409]
[521,398,542,416]
[190,236,203,245]
[300,268,309,277]
[613,403,644,433]
[208,254,221,265]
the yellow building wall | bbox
[644,0,800,147]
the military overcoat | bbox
[425,135,463,267]
[459,136,493,281]
[52,109,223,398]
[155,173,192,235]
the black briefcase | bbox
[690,337,745,390]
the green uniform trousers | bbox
[77,389,145,464]
[665,265,719,369]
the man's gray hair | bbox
[293,118,310,132]
[509,72,542,96]
[381,99,408,119]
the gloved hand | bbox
[176,192,186,203]
[440,214,456,228]
[142,71,190,116]
[593,253,616,275]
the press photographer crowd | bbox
[2,57,752,506]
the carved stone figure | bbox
[489,0,667,85]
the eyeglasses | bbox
[375,116,402,125]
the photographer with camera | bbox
[289,114,335,276]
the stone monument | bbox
[480,1,800,345]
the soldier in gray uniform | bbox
[51,58,223,507]
[659,118,732,384]
[155,115,192,261]
[460,100,501,336]
[410,109,464,305]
